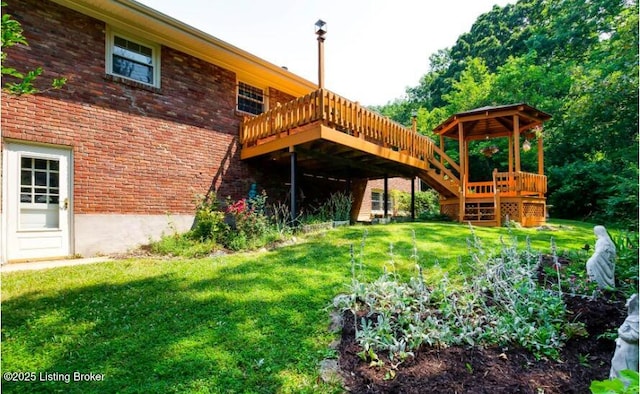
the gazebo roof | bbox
[433,103,552,140]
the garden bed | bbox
[338,294,625,393]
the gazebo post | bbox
[513,115,524,222]
[508,134,513,188]
[514,115,521,175]
[458,123,465,223]
[538,132,544,176]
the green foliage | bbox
[1,3,66,94]
[611,231,640,297]
[150,234,217,258]
[442,57,495,113]
[336,228,581,364]
[190,194,228,242]
[395,190,440,218]
[150,191,286,255]
[302,191,352,223]
[590,370,640,394]
[327,192,352,222]
[377,0,638,227]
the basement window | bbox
[237,82,265,115]
[371,190,393,212]
[106,28,160,87]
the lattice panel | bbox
[524,203,545,218]
[440,204,458,219]
[500,202,519,221]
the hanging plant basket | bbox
[481,145,499,157]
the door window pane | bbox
[34,159,47,169]
[35,172,47,186]
[21,170,31,185]
[19,156,60,207]
[19,156,61,229]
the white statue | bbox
[586,225,616,289]
[610,294,639,382]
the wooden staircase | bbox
[464,200,499,227]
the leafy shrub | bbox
[223,190,282,250]
[190,194,228,242]
[590,370,639,394]
[612,231,640,297]
[395,190,440,218]
[148,190,286,255]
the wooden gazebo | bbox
[433,103,552,226]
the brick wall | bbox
[358,178,414,220]
[1,0,293,215]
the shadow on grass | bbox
[1,220,603,393]
[1,248,349,393]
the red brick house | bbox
[1,0,417,262]
[3,0,550,263]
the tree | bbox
[1,2,66,94]
[376,0,639,227]
[442,57,495,113]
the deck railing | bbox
[240,88,459,185]
[467,171,546,198]
[240,89,430,156]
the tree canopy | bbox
[375,0,638,228]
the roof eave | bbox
[51,0,317,97]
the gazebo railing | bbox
[466,170,546,198]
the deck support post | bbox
[383,175,389,219]
[290,149,297,225]
[411,177,416,221]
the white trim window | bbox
[237,82,265,115]
[106,28,160,87]
[371,190,392,212]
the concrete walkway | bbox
[1,257,112,273]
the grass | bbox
[0,219,620,393]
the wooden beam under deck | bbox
[242,123,431,172]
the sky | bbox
[138,0,513,106]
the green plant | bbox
[612,231,640,297]
[190,193,228,242]
[0,219,624,393]
[590,370,640,394]
[578,353,591,368]
[327,192,352,222]
[150,234,217,258]
[396,190,440,217]
[337,227,575,366]
[1,3,66,94]
[224,192,272,250]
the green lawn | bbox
[0,220,610,393]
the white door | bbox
[4,143,72,261]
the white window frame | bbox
[371,189,392,213]
[237,81,266,115]
[106,27,161,88]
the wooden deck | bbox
[239,89,548,226]
[240,88,461,197]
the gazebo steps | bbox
[467,219,500,227]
